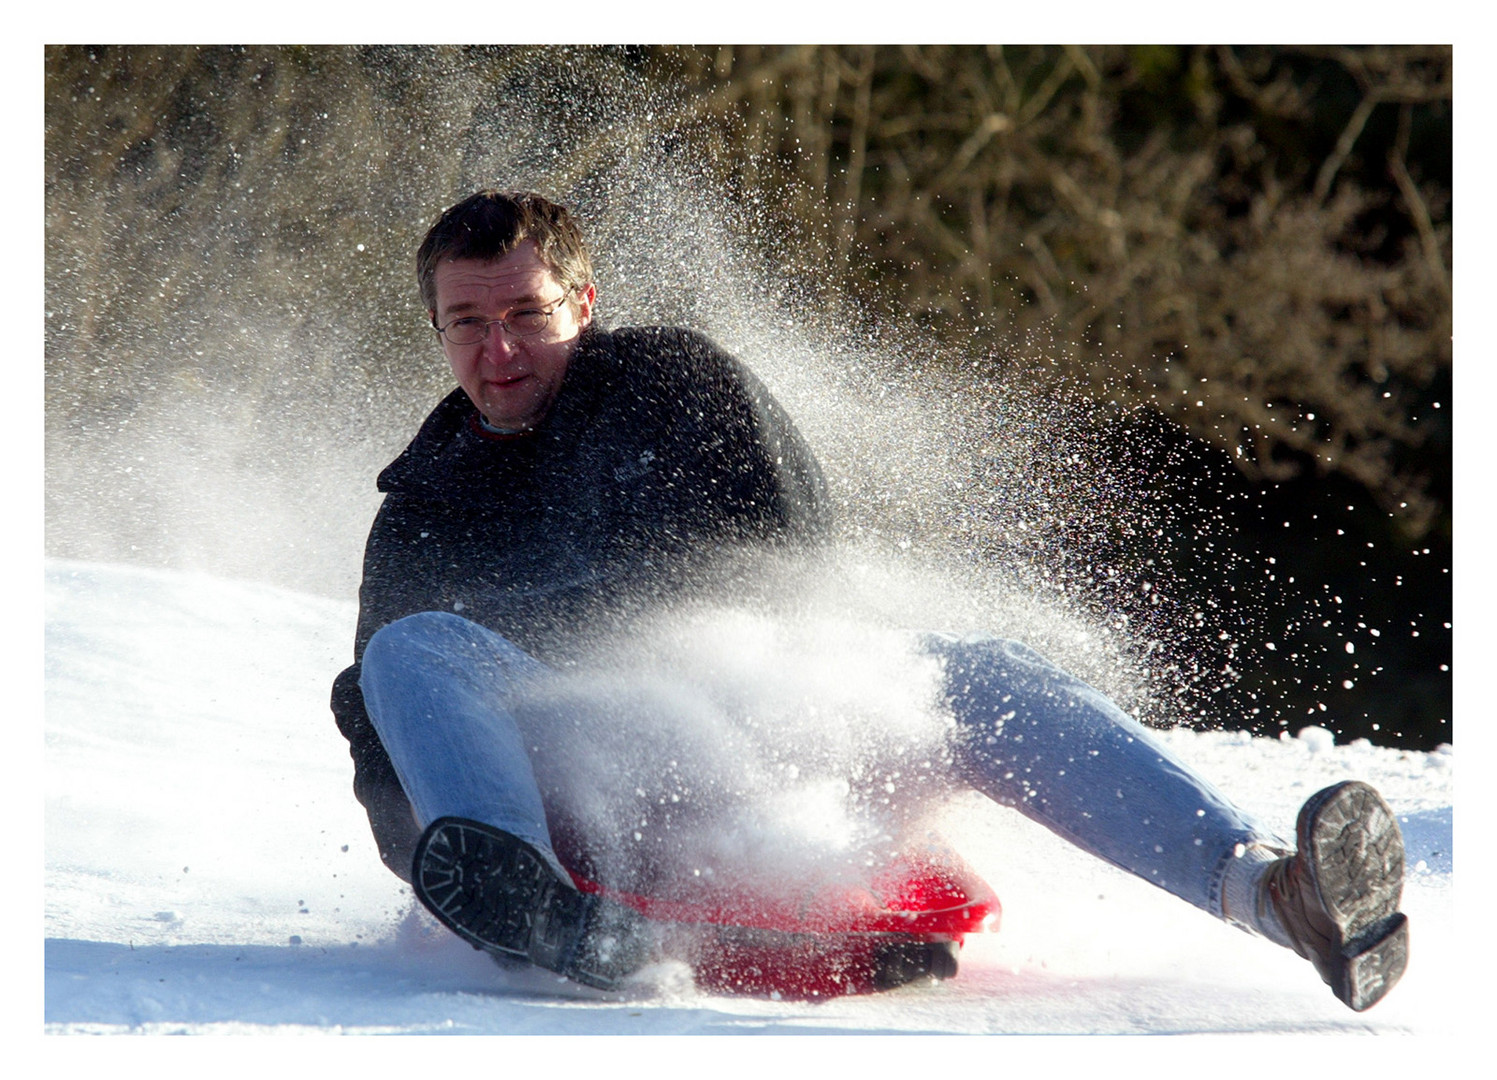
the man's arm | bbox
[633,327,831,547]
[718,352,830,545]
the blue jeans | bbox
[359,612,1284,919]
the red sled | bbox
[565,841,1000,999]
[414,816,999,999]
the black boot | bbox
[872,939,960,990]
[412,816,651,991]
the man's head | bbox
[419,190,596,432]
[416,190,594,312]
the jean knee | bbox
[362,611,486,683]
[363,612,545,703]
[924,632,1047,683]
[366,610,457,659]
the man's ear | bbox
[574,283,597,330]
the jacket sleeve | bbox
[721,353,831,545]
[652,328,832,547]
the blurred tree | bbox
[47,44,1451,539]
[45,45,473,427]
[635,45,1451,541]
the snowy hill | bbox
[44,559,1454,1039]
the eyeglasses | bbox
[433,290,574,345]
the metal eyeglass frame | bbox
[432,289,575,345]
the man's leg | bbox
[359,612,650,989]
[926,632,1407,1010]
[358,611,567,879]
[924,632,1281,912]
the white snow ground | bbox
[44,558,1457,1045]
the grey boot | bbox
[1260,781,1409,1011]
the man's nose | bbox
[478,325,521,361]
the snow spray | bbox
[45,48,1237,886]
[429,80,1187,891]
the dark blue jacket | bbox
[331,326,830,877]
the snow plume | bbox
[565,153,1182,725]
[44,46,1234,928]
[46,46,1201,727]
[516,594,958,896]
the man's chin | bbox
[479,400,547,433]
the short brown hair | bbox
[416,190,594,313]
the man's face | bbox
[429,240,595,432]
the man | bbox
[332,190,1409,1009]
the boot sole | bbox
[412,816,557,960]
[1340,912,1409,1012]
[412,816,649,991]
[1298,781,1409,1011]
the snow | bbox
[43,558,1461,1053]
